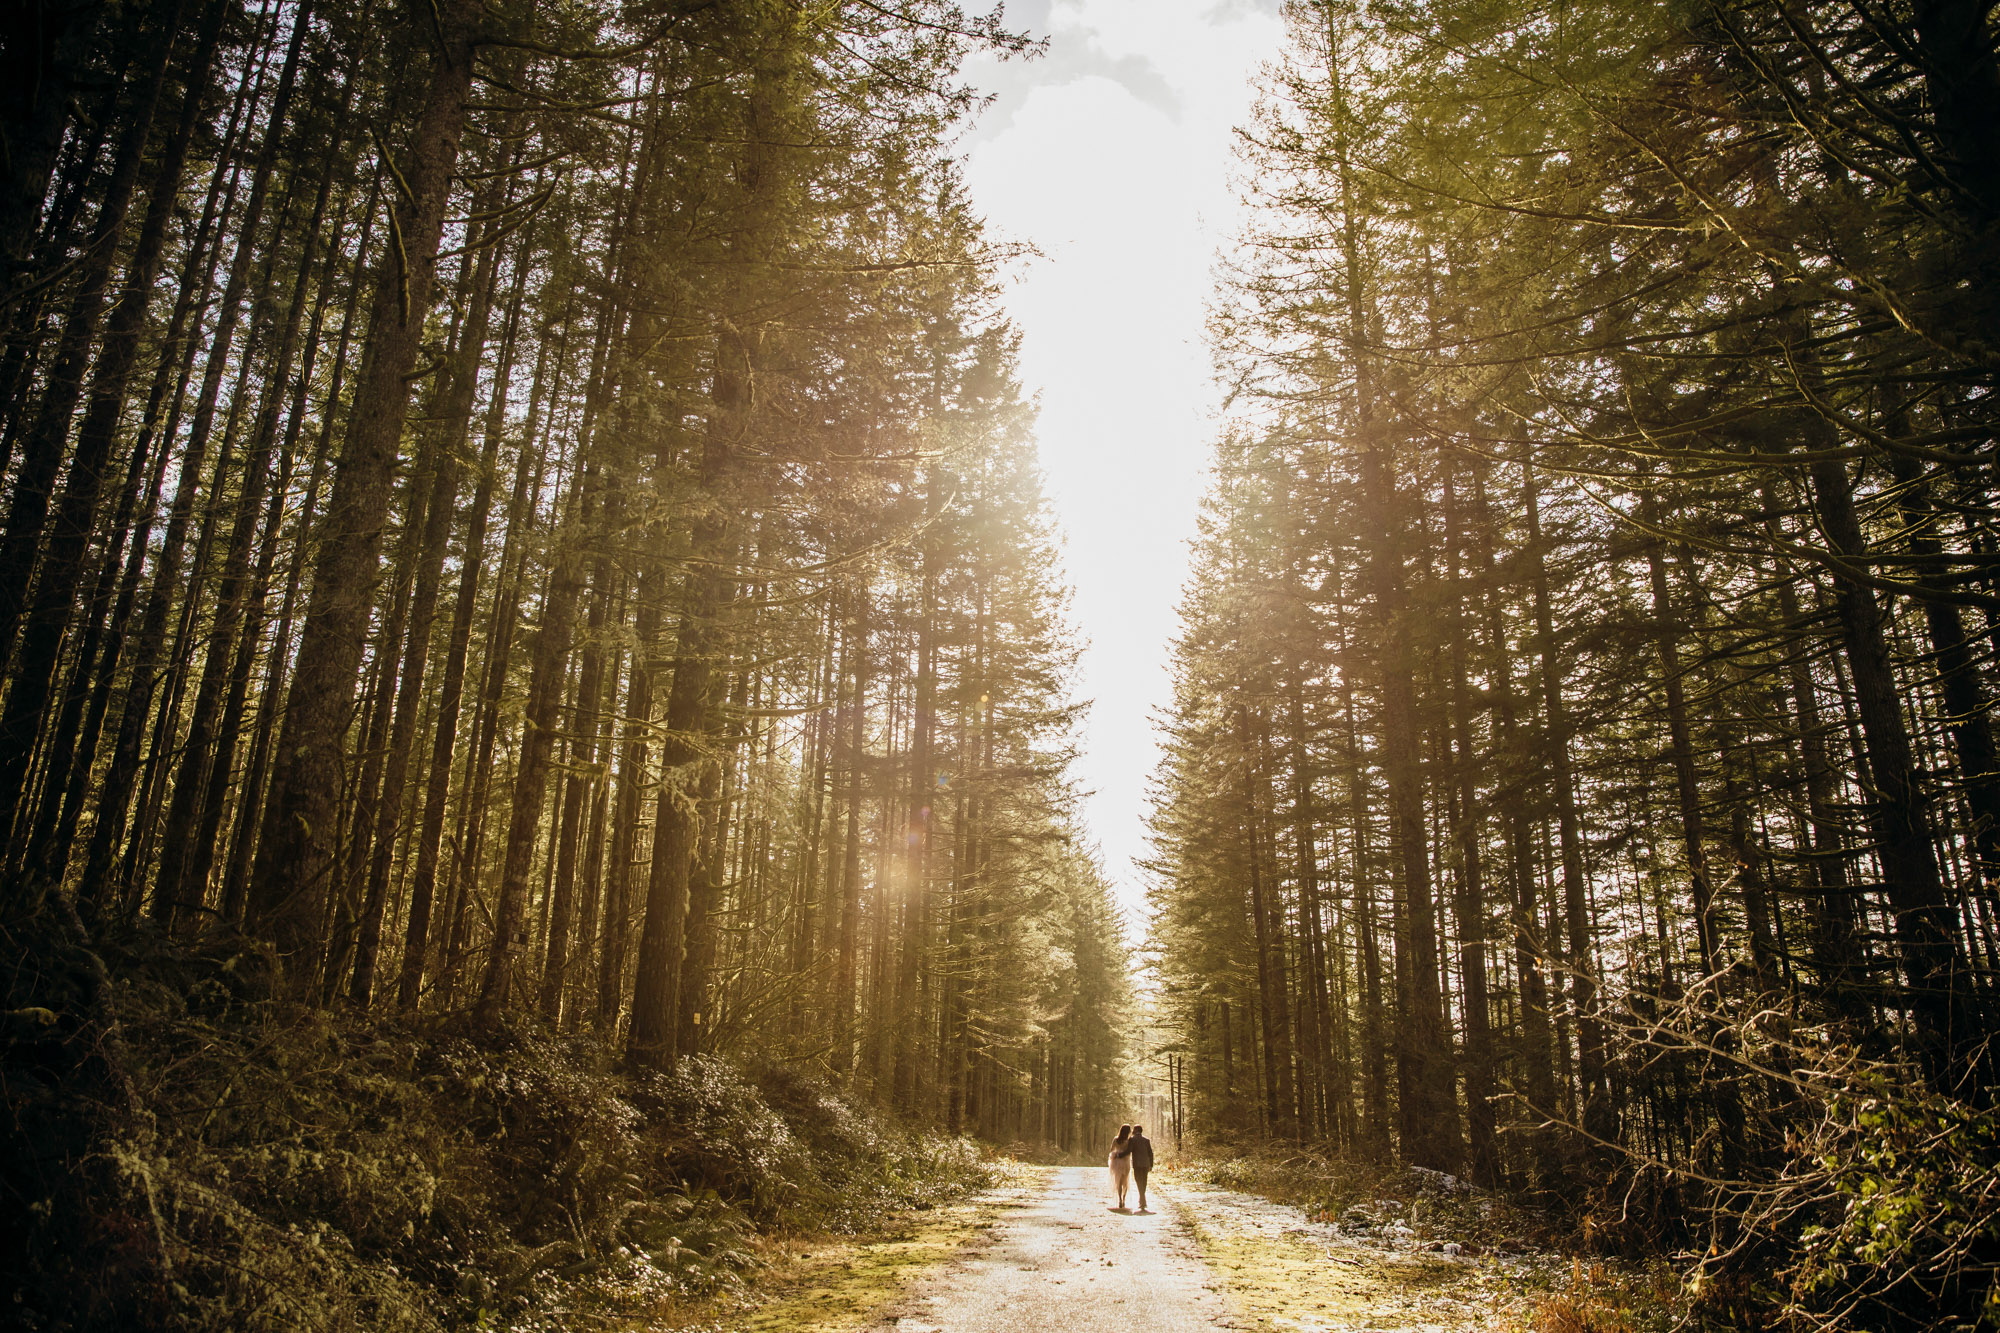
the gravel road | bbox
[875,1165,1242,1332]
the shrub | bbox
[0,915,993,1331]
[1768,1071,2000,1332]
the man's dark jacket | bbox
[1129,1132,1154,1174]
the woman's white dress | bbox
[1109,1146,1131,1195]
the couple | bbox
[1107,1123,1153,1212]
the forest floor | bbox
[671,1161,1663,1332]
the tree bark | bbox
[353,193,506,1008]
[1,0,227,899]
[0,0,186,857]
[395,240,528,1011]
[1523,461,1615,1153]
[74,51,309,910]
[249,0,482,982]
[1444,464,1498,1184]
[833,585,869,1072]
[1808,455,1983,1080]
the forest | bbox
[0,1,1133,1327]
[1146,0,2000,1327]
[6,0,2000,1329]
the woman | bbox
[1108,1123,1133,1210]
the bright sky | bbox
[959,1,1287,926]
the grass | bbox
[652,1161,1049,1332]
[2,916,1005,1333]
[1160,1152,1685,1333]
[1173,1190,1474,1330]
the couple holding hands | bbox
[1106,1123,1153,1212]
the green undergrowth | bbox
[1,913,993,1332]
[702,1161,1046,1332]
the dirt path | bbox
[875,1165,1240,1332]
[826,1164,1547,1333]
[714,1162,1574,1331]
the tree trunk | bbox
[538,562,614,1021]
[1523,461,1615,1152]
[354,192,507,1008]
[893,526,938,1107]
[1,0,227,899]
[152,37,344,922]
[833,585,869,1071]
[1645,540,1723,978]
[395,248,529,1011]
[249,0,481,982]
[0,0,108,279]
[0,0,186,856]
[1444,464,1498,1185]
[216,176,376,925]
[597,570,658,1031]
[1807,456,1982,1080]
[1286,680,1338,1141]
[74,65,329,911]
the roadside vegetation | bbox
[3,914,997,1332]
[0,3,1132,1329]
[1147,2,2000,1329]
[1170,1145,1683,1333]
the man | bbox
[1128,1123,1154,1211]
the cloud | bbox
[964,2,1183,145]
[1202,0,1285,16]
